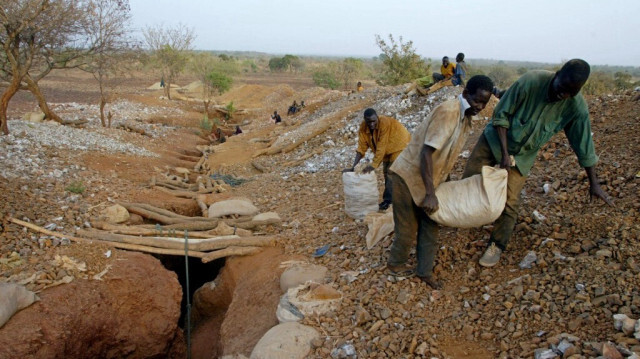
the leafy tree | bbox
[143,23,194,100]
[614,71,632,90]
[487,66,517,89]
[340,57,363,90]
[189,52,233,114]
[268,54,302,72]
[268,57,286,72]
[313,63,341,89]
[374,34,429,85]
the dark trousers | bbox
[462,134,527,250]
[387,172,439,277]
[382,160,393,204]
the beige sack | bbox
[364,210,394,249]
[428,166,508,228]
[0,283,39,328]
[342,172,378,220]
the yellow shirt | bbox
[356,116,411,168]
[390,95,474,205]
[441,63,456,78]
[357,85,364,92]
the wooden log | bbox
[121,203,219,225]
[201,246,263,263]
[8,217,206,258]
[154,186,198,199]
[77,228,266,252]
[92,222,248,238]
[251,160,268,173]
[196,195,208,217]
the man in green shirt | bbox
[463,59,613,267]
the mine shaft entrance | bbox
[155,254,226,328]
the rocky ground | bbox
[1,68,639,358]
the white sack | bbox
[342,172,378,220]
[0,283,39,328]
[364,210,394,249]
[428,166,508,228]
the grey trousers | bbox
[387,172,439,277]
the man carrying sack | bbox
[386,75,495,289]
[343,108,410,211]
[465,59,613,268]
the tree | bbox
[374,34,429,86]
[340,57,363,90]
[0,0,94,134]
[143,23,194,100]
[312,62,341,90]
[268,54,302,72]
[487,66,517,89]
[189,52,234,115]
[614,71,632,90]
[81,0,136,127]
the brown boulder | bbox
[0,251,184,359]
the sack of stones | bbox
[429,166,508,228]
[342,172,378,220]
[0,283,38,328]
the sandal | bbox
[417,275,441,290]
[386,264,415,277]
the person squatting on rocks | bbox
[357,81,364,92]
[452,53,468,86]
[432,56,456,83]
[465,59,614,268]
[385,75,494,289]
[343,108,410,211]
[271,110,282,124]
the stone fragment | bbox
[99,204,129,224]
[534,348,558,359]
[250,322,319,359]
[601,342,623,359]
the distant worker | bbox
[160,76,165,88]
[452,53,468,86]
[357,81,364,92]
[432,56,456,83]
[271,110,282,124]
[216,128,226,144]
[235,125,243,135]
[288,100,299,115]
[386,75,494,288]
[300,100,305,108]
[464,59,613,268]
[343,108,410,211]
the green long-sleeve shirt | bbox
[484,70,598,176]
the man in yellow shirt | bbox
[432,56,456,83]
[343,108,411,210]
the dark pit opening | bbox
[155,254,225,327]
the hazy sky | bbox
[130,0,640,67]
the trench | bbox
[155,254,226,328]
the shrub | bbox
[200,114,213,131]
[375,34,429,85]
[65,181,85,194]
[313,66,341,89]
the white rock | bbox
[99,204,130,224]
[208,198,259,218]
[250,322,319,359]
[613,313,628,331]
